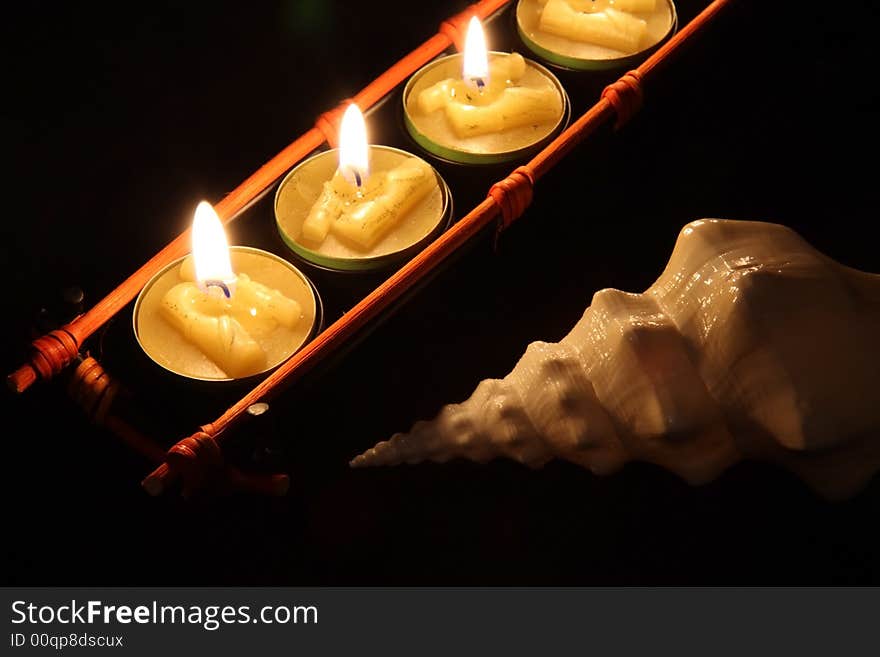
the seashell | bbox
[351,219,880,500]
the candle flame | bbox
[463,16,489,87]
[338,103,369,188]
[192,201,236,295]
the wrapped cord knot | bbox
[31,329,79,381]
[601,70,644,129]
[166,431,224,497]
[315,98,356,147]
[68,357,119,424]
[489,166,535,240]
[439,9,474,51]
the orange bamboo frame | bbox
[142,0,735,495]
[66,357,289,497]
[6,0,511,395]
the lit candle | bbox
[275,104,451,272]
[515,0,678,71]
[134,202,318,381]
[403,16,568,165]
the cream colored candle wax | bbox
[403,16,567,164]
[275,105,448,272]
[516,0,677,70]
[134,203,317,381]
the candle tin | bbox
[132,246,322,383]
[514,0,678,72]
[274,145,453,273]
[402,51,571,166]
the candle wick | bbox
[343,165,364,192]
[343,165,364,198]
[473,77,485,92]
[203,280,232,298]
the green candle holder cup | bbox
[402,51,571,167]
[273,145,453,277]
[514,0,678,73]
[132,246,323,391]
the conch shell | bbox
[351,219,880,500]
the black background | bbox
[3,0,879,585]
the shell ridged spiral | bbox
[351,219,880,500]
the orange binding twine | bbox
[315,98,356,148]
[439,7,478,51]
[601,70,645,130]
[489,166,536,244]
[26,330,79,386]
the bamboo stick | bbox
[6,0,512,395]
[67,357,289,497]
[143,0,736,496]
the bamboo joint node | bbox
[601,70,644,129]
